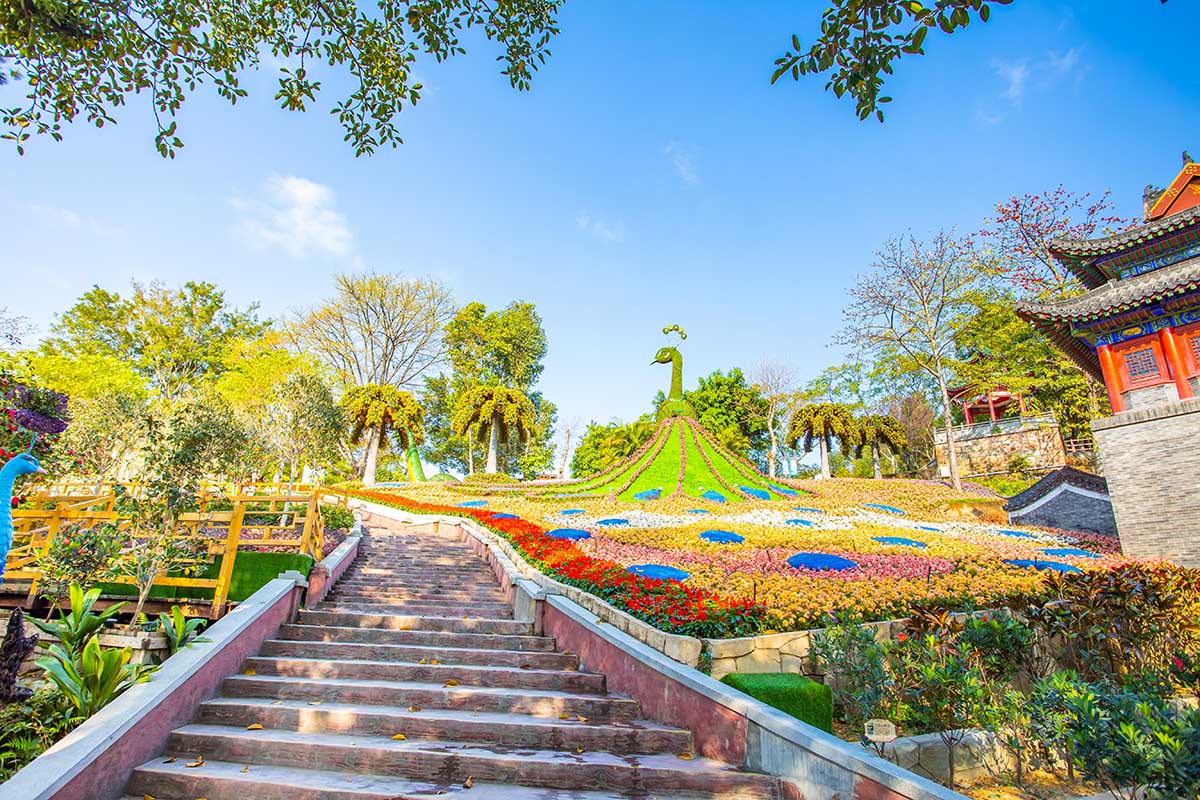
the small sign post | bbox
[864,719,897,744]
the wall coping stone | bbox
[1092,397,1200,430]
[2,577,301,800]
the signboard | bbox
[864,719,897,743]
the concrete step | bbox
[194,697,690,753]
[163,725,778,797]
[317,600,515,618]
[279,623,556,652]
[128,758,731,800]
[329,583,508,598]
[298,610,530,634]
[221,675,641,721]
[259,638,580,671]
[241,656,606,693]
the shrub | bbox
[720,673,833,733]
[464,472,517,484]
[0,689,80,781]
[157,606,206,655]
[959,614,1036,683]
[810,619,890,731]
[28,585,126,662]
[35,522,123,605]
[38,638,156,717]
[428,473,459,482]
[321,504,355,530]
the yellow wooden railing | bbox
[6,482,352,617]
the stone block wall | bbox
[1093,398,1200,567]
[934,425,1066,477]
[1008,488,1117,535]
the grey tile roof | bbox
[1004,466,1108,512]
[1048,206,1200,259]
[1015,255,1200,323]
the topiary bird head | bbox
[652,346,677,365]
[3,451,45,478]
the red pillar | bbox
[1159,327,1195,400]
[987,392,997,422]
[1097,344,1126,412]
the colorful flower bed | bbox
[353,481,1145,635]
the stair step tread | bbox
[198,697,685,736]
[129,757,716,800]
[224,674,625,704]
[169,724,758,776]
[281,623,555,649]
[260,639,578,669]
[241,656,603,691]
[245,656,591,679]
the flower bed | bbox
[356,482,1144,634]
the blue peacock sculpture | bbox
[0,446,45,583]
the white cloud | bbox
[664,140,699,184]
[993,60,1030,103]
[231,175,353,258]
[25,203,114,237]
[575,213,624,243]
[1048,48,1080,76]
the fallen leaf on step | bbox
[271,700,282,705]
[142,795,156,800]
[519,664,532,670]
[408,706,422,712]
[185,756,205,768]
[246,723,264,730]
[419,659,427,664]
[558,713,571,720]
[239,766,250,773]
[463,777,474,789]
[308,700,323,706]
[576,715,588,722]
[162,757,177,764]
[241,668,257,675]
[563,651,575,656]
[392,733,408,740]
[443,679,460,687]
[677,752,694,761]
[575,748,585,754]
[430,659,440,665]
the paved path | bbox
[125,517,781,799]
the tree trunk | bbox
[936,372,963,492]
[362,426,381,486]
[819,435,831,480]
[767,429,778,479]
[485,414,500,474]
[558,426,572,478]
[872,443,882,479]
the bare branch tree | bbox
[751,358,797,479]
[837,231,982,491]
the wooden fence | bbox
[6,482,352,617]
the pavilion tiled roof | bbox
[1015,255,1200,325]
[1003,466,1108,513]
[1048,206,1200,289]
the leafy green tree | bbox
[0,0,563,156]
[43,281,266,410]
[53,391,147,488]
[569,417,657,478]
[340,384,424,486]
[855,414,906,479]
[452,384,536,475]
[957,288,1101,439]
[772,1,1014,122]
[786,402,858,480]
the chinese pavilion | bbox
[1017,156,1200,567]
[1017,157,1200,412]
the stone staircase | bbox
[126,519,782,799]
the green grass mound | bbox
[538,417,801,503]
[99,551,314,603]
[719,673,833,733]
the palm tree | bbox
[855,414,907,479]
[452,385,537,475]
[786,402,857,480]
[341,384,424,486]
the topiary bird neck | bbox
[667,349,683,402]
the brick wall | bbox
[1093,399,1200,567]
[935,425,1066,477]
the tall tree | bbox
[452,385,536,476]
[657,368,768,459]
[750,358,797,479]
[291,273,456,389]
[976,186,1134,299]
[340,384,424,486]
[569,417,656,478]
[855,414,907,479]
[43,281,266,410]
[839,231,982,491]
[786,402,858,480]
[1,0,563,156]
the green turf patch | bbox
[100,551,315,603]
[719,672,833,733]
[679,424,714,499]
[619,420,684,500]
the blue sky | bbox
[4,0,1198,437]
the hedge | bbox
[719,672,834,733]
[99,551,315,602]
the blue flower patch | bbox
[792,507,822,514]
[686,509,711,514]
[597,518,630,527]
[863,503,905,515]
[560,509,586,515]
[994,529,1037,540]
[785,519,815,527]
[700,529,745,544]
[740,486,771,500]
[872,536,927,548]
[627,564,690,582]
[1040,547,1100,559]
[768,483,799,497]
[458,500,488,508]
[786,552,859,572]
[1003,558,1081,574]
[633,488,662,501]
[547,528,591,541]
[490,513,520,520]
[701,490,727,503]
